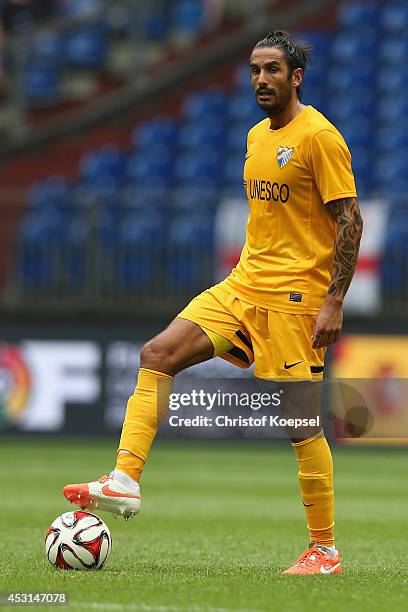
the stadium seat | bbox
[374,154,408,195]
[182,89,228,119]
[338,2,381,29]
[375,128,408,153]
[171,187,218,211]
[381,213,408,300]
[18,211,66,288]
[126,148,173,188]
[80,145,126,186]
[224,155,245,191]
[303,64,326,88]
[23,60,61,105]
[64,22,108,70]
[335,118,372,149]
[377,69,408,92]
[301,30,331,59]
[143,2,169,40]
[171,0,204,37]
[380,38,408,63]
[121,186,170,213]
[132,117,178,149]
[174,147,223,188]
[234,62,252,91]
[381,2,408,32]
[327,92,374,123]
[302,88,325,113]
[167,211,214,287]
[178,119,226,149]
[115,210,165,287]
[229,93,261,121]
[29,30,62,64]
[331,32,377,61]
[226,119,260,153]
[328,62,375,91]
[59,0,102,17]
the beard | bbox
[256,82,292,116]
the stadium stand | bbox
[3,0,408,310]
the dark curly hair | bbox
[253,30,312,99]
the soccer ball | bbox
[45,511,112,570]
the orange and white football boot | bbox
[63,473,141,520]
[283,543,342,575]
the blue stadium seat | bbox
[167,211,214,287]
[144,2,169,40]
[23,60,61,105]
[301,30,331,59]
[380,38,408,63]
[381,206,408,297]
[62,217,89,287]
[302,88,326,112]
[178,119,225,149]
[26,177,75,224]
[331,32,377,61]
[234,62,251,91]
[224,155,245,191]
[59,0,102,16]
[182,89,228,119]
[350,146,372,196]
[328,62,375,91]
[171,187,218,211]
[121,186,170,212]
[381,2,408,32]
[171,0,204,37]
[115,210,165,286]
[303,63,326,88]
[229,93,261,121]
[327,92,374,123]
[18,211,66,288]
[64,22,108,69]
[59,0,107,69]
[374,153,408,194]
[226,119,260,153]
[126,148,173,188]
[375,128,408,153]
[29,30,62,64]
[378,68,408,92]
[377,94,408,123]
[80,146,126,186]
[338,2,381,29]
[334,118,372,148]
[132,117,178,148]
[174,147,223,188]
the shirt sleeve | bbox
[309,129,357,204]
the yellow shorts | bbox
[178,283,326,381]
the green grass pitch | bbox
[0,438,407,612]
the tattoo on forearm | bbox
[327,197,363,298]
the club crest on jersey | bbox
[277,146,294,168]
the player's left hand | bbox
[312,299,343,348]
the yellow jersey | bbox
[221,105,357,314]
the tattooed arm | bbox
[312,197,363,349]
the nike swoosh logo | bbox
[320,562,340,574]
[245,153,253,161]
[101,485,140,499]
[284,361,303,369]
[303,502,313,507]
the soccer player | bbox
[64,30,363,575]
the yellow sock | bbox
[115,368,173,482]
[292,433,335,546]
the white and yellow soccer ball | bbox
[45,511,112,570]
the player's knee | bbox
[140,338,176,374]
